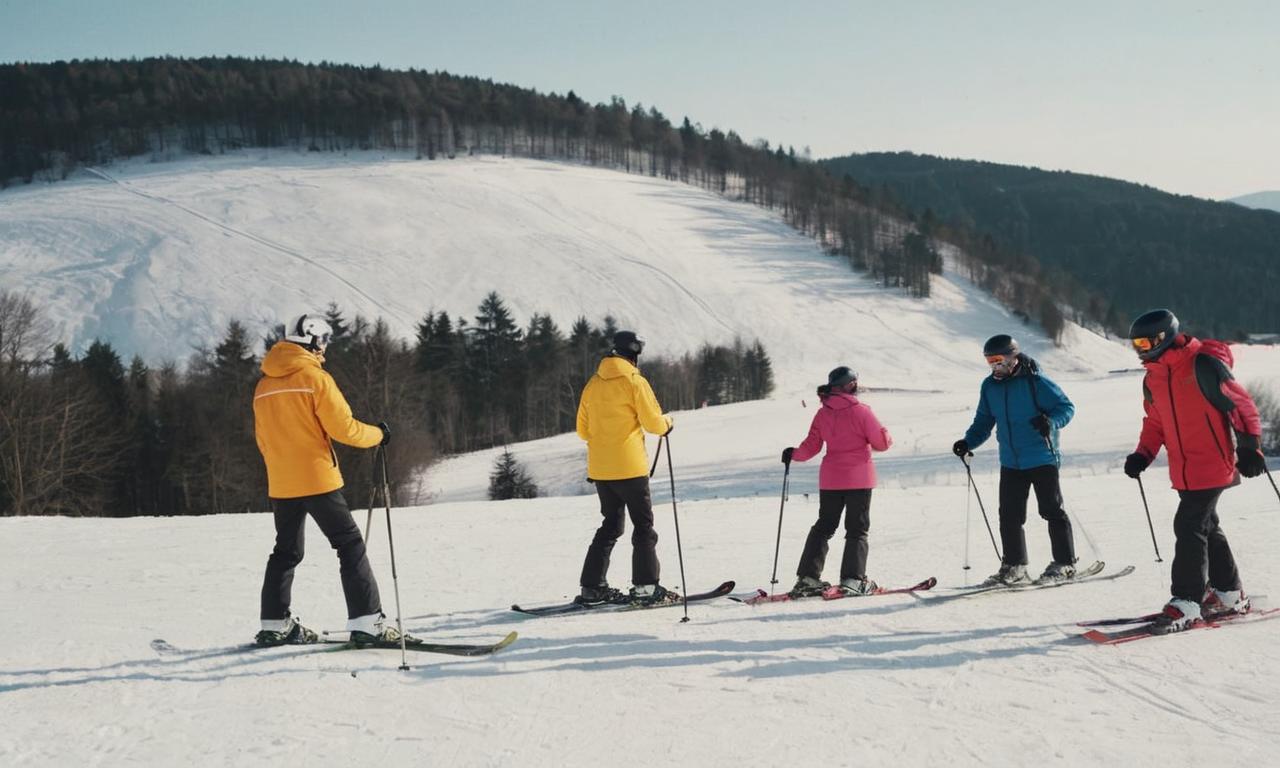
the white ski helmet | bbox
[284,313,334,351]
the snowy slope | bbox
[4,153,1280,767]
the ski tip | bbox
[494,631,519,652]
[1080,629,1113,644]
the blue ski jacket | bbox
[962,356,1074,470]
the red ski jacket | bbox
[1134,335,1262,491]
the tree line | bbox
[0,290,773,517]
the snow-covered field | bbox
[3,154,1280,766]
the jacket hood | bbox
[1143,335,1225,371]
[596,355,638,380]
[261,341,322,378]
[819,391,859,410]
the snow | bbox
[3,153,1280,766]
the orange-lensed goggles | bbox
[985,354,1010,365]
[1131,333,1163,352]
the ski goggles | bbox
[1130,333,1164,352]
[985,354,1010,366]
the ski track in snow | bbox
[3,153,1280,766]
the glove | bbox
[1123,452,1150,478]
[377,421,391,446]
[951,439,970,458]
[1237,447,1266,478]
[781,447,795,465]
[1029,413,1052,439]
[663,418,674,436]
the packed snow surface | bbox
[3,154,1280,766]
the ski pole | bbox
[662,435,691,623]
[649,434,664,478]
[1264,463,1280,506]
[364,453,378,544]
[963,468,972,574]
[1135,475,1163,562]
[961,453,1001,561]
[377,446,410,670]
[768,461,791,594]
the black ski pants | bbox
[580,476,660,587]
[998,465,1075,566]
[260,489,382,621]
[1170,487,1241,601]
[796,488,872,582]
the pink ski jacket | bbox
[791,392,892,490]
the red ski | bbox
[732,577,935,605]
[1081,607,1280,645]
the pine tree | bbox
[487,449,539,500]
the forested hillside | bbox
[823,152,1280,338]
[3,57,1074,334]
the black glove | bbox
[377,421,391,446]
[781,447,795,465]
[1237,447,1266,478]
[1029,413,1052,439]
[1123,452,1150,478]
[952,439,970,458]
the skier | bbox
[252,313,393,646]
[952,334,1078,585]
[575,330,676,606]
[1122,309,1265,631]
[781,366,892,597]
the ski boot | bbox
[1202,586,1250,620]
[629,583,675,606]
[834,577,879,597]
[788,576,831,598]
[1152,598,1204,634]
[254,615,318,647]
[1034,561,1076,585]
[981,563,1032,587]
[575,584,625,606]
[348,612,403,645]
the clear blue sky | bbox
[2,0,1275,199]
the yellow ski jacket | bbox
[576,355,673,480]
[253,341,382,499]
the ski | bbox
[731,577,936,605]
[1081,608,1280,645]
[152,631,517,658]
[1078,593,1270,627]
[319,630,518,657]
[511,581,735,617]
[923,561,1127,604]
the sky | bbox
[1,0,1276,200]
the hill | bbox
[822,152,1280,338]
[1230,190,1280,213]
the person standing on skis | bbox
[1122,309,1266,632]
[252,313,393,646]
[952,334,1078,586]
[575,330,675,606]
[781,366,892,597]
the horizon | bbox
[1,1,1277,201]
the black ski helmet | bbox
[611,330,645,360]
[982,334,1019,358]
[1127,309,1179,361]
[827,366,857,388]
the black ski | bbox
[152,631,517,658]
[511,580,735,617]
[319,630,518,657]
